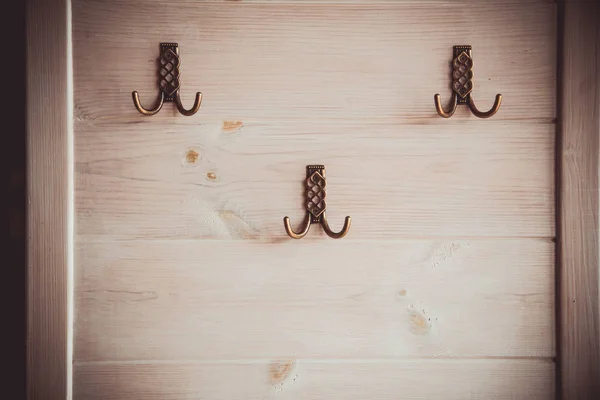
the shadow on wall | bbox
[6,0,26,399]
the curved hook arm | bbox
[175,91,203,116]
[132,91,165,116]
[321,215,351,239]
[467,94,502,118]
[434,93,458,118]
[283,215,312,239]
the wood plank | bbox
[72,1,556,122]
[74,238,554,361]
[74,359,555,400]
[558,1,600,399]
[26,0,72,398]
[75,121,554,239]
[97,0,553,4]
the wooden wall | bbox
[72,0,557,398]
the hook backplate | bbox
[452,45,473,105]
[158,43,181,102]
[306,165,327,224]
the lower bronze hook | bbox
[433,93,457,118]
[321,215,352,239]
[132,91,165,116]
[283,165,351,240]
[175,91,203,117]
[283,215,312,240]
[467,94,502,119]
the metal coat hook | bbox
[283,165,351,239]
[434,45,502,118]
[132,43,202,116]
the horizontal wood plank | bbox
[73,1,556,122]
[75,121,554,239]
[92,0,553,4]
[74,238,554,361]
[74,359,555,400]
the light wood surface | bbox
[71,0,557,398]
[558,1,600,399]
[75,238,554,361]
[75,121,554,239]
[94,0,552,3]
[74,359,555,400]
[72,1,556,123]
[27,0,72,399]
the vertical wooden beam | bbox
[558,1,600,399]
[26,0,72,398]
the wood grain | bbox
[558,1,600,399]
[71,0,557,397]
[27,0,72,398]
[75,121,554,239]
[72,1,556,122]
[74,238,554,361]
[74,359,555,400]
[96,0,553,4]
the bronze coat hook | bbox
[283,165,351,239]
[132,43,202,116]
[434,45,502,118]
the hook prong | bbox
[283,215,311,239]
[132,91,164,116]
[467,94,502,118]
[321,215,352,239]
[434,93,458,118]
[175,91,203,117]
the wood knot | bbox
[185,149,199,164]
[407,306,432,335]
[269,360,296,385]
[222,121,243,133]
